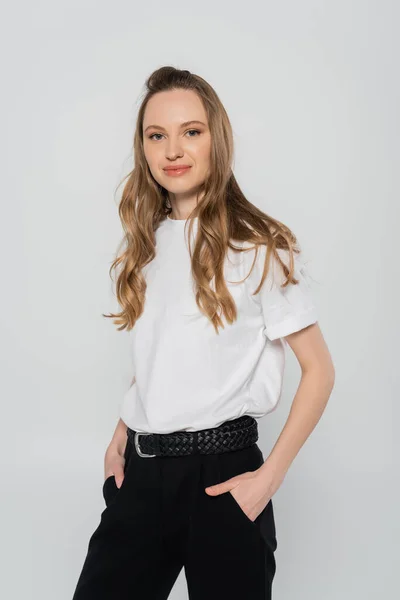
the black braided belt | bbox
[127,415,258,458]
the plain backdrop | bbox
[0,1,398,598]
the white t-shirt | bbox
[119,215,318,433]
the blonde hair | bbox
[103,66,301,334]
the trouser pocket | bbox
[102,434,134,507]
[102,475,119,507]
[216,443,277,550]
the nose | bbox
[165,136,184,160]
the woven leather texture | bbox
[127,415,258,457]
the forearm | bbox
[108,418,128,457]
[107,375,136,456]
[260,366,335,479]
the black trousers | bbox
[72,422,278,599]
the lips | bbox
[163,165,192,177]
[163,165,191,171]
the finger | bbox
[205,479,237,496]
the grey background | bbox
[0,1,397,598]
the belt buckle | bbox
[134,432,156,458]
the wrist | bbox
[259,454,290,480]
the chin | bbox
[162,179,196,193]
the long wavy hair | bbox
[103,66,302,334]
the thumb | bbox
[205,478,237,496]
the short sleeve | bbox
[253,245,319,341]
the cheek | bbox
[193,144,211,175]
[144,148,163,181]
[147,162,160,183]
[144,145,156,167]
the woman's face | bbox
[142,89,211,203]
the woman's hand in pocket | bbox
[204,458,285,522]
[205,470,270,522]
[104,445,126,489]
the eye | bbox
[148,133,163,141]
[186,129,200,137]
[148,129,201,141]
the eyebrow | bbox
[143,120,207,134]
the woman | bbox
[72,66,335,599]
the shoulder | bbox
[240,240,314,290]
